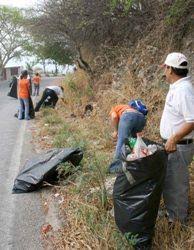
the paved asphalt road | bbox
[0,77,63,250]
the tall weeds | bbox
[36,65,193,249]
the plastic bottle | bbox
[147,144,158,155]
[128,137,137,149]
[124,138,132,155]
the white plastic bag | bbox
[147,144,158,155]
[133,136,148,158]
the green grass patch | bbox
[53,123,88,151]
[42,108,63,125]
[165,0,192,26]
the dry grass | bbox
[33,4,194,248]
[33,68,194,250]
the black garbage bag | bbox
[109,139,167,249]
[14,97,35,119]
[29,97,35,119]
[12,148,83,193]
[7,76,18,99]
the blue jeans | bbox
[18,98,30,120]
[115,112,146,159]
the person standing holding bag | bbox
[160,52,194,224]
[17,70,31,120]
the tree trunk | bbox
[54,63,58,75]
[76,48,93,78]
[0,66,4,80]
[42,60,46,74]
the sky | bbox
[0,0,38,8]
[0,0,41,69]
[0,0,39,68]
[0,0,73,73]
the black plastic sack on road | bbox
[29,97,35,119]
[7,77,18,99]
[12,148,83,193]
[109,139,167,249]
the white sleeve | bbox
[179,92,194,122]
[59,88,64,98]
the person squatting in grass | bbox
[160,52,194,224]
[110,99,148,159]
[34,85,65,112]
[17,70,31,120]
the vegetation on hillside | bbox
[25,0,192,80]
[30,0,193,249]
[34,69,193,249]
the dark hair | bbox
[171,61,188,77]
[35,73,39,76]
[20,70,28,79]
[60,86,64,92]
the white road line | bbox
[3,121,27,250]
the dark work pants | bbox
[34,88,58,111]
[33,84,40,96]
[163,143,194,223]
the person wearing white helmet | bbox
[160,52,194,224]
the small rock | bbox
[70,113,76,118]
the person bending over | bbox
[34,85,65,112]
[110,99,148,159]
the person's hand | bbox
[165,136,177,153]
[61,98,66,104]
[112,131,118,140]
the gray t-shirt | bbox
[47,86,64,98]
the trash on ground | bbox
[12,148,83,193]
[88,176,116,197]
[41,223,53,234]
[58,197,64,204]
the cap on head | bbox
[164,52,188,69]
[129,99,148,116]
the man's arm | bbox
[165,122,194,152]
[110,111,119,139]
[61,97,66,104]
